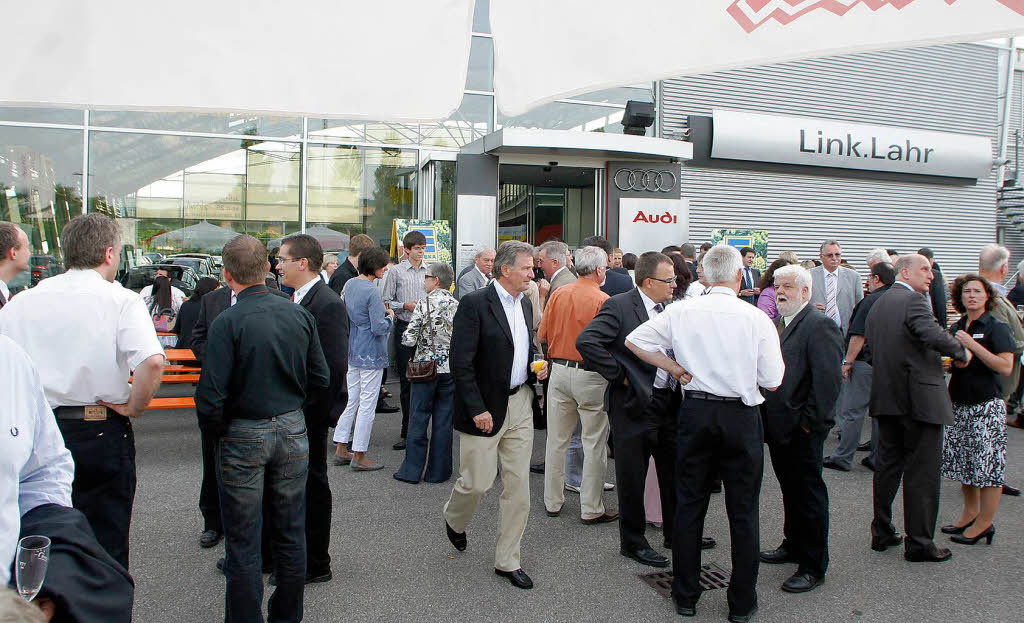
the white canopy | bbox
[269,226,350,252]
[149,221,239,252]
[1,0,474,122]
[491,0,1024,116]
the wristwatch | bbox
[841,360,849,366]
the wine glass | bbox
[531,354,546,395]
[16,535,50,602]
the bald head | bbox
[894,253,933,294]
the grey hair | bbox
[979,244,1010,272]
[819,239,842,254]
[538,240,568,265]
[574,246,608,276]
[702,244,743,285]
[866,248,890,266]
[774,264,813,295]
[427,261,455,289]
[323,253,338,264]
[494,240,536,279]
[474,246,495,259]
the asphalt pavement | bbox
[130,382,1023,622]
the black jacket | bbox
[450,283,536,437]
[601,268,634,297]
[929,262,948,328]
[172,297,201,349]
[762,305,844,444]
[191,286,287,363]
[328,259,359,296]
[866,284,967,425]
[298,279,350,426]
[576,288,659,413]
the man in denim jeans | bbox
[197,235,330,623]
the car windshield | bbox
[169,258,202,271]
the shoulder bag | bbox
[406,294,438,383]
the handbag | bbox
[406,293,438,383]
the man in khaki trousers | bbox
[443,241,548,590]
[538,246,618,524]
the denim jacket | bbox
[343,277,393,369]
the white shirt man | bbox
[0,336,74,586]
[0,223,31,307]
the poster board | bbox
[390,219,453,264]
[710,229,768,271]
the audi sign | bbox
[613,168,677,193]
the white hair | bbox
[773,264,813,295]
[866,248,890,266]
[979,244,1010,272]
[702,245,743,285]
[474,247,495,259]
[574,246,608,276]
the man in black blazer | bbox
[279,234,349,584]
[583,235,633,297]
[739,246,761,305]
[191,244,288,550]
[577,251,696,568]
[443,241,548,590]
[865,254,971,563]
[759,265,843,594]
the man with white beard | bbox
[759,265,843,594]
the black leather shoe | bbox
[200,529,222,548]
[759,545,793,564]
[870,533,902,551]
[781,571,824,593]
[663,537,715,550]
[1003,484,1021,496]
[675,603,697,617]
[581,511,619,525]
[904,544,953,562]
[445,521,467,552]
[495,568,533,589]
[728,606,758,623]
[709,480,723,493]
[940,518,974,535]
[392,440,406,450]
[529,462,545,474]
[860,457,876,471]
[620,546,669,568]
[823,457,851,472]
[950,524,995,545]
[857,441,872,452]
[375,400,399,413]
[268,570,333,585]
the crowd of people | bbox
[0,214,1021,622]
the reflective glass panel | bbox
[499,101,632,134]
[568,86,654,105]
[0,126,84,292]
[466,37,494,91]
[0,107,84,124]
[306,145,416,250]
[420,94,492,147]
[89,111,302,137]
[473,0,490,33]
[89,132,300,263]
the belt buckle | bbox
[83,406,107,422]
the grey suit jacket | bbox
[865,284,967,425]
[455,267,488,300]
[544,267,577,308]
[809,265,863,332]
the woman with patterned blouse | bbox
[394,262,459,484]
[940,274,1014,545]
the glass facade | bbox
[0,0,654,291]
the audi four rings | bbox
[613,168,677,192]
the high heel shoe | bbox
[950,524,995,545]
[940,518,975,535]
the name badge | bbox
[972,333,985,339]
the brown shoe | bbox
[581,511,619,525]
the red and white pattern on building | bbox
[727,0,1024,34]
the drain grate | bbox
[640,562,731,598]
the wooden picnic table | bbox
[164,348,196,362]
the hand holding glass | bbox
[16,535,50,602]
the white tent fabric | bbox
[269,226,350,251]
[491,0,1024,116]
[1,0,474,122]
[150,221,240,252]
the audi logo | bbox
[613,168,677,193]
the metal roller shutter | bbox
[660,43,1001,281]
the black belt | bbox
[54,405,112,421]
[508,384,525,395]
[551,358,584,369]
[685,391,742,403]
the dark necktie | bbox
[0,289,6,306]
[777,317,786,336]
[653,303,664,314]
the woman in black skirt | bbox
[940,274,1015,545]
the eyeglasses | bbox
[649,276,675,284]
[424,275,438,281]
[278,256,303,264]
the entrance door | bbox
[498,164,597,246]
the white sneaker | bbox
[564,483,581,494]
[604,482,615,491]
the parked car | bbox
[29,255,63,286]
[165,254,217,279]
[144,252,165,264]
[120,263,199,297]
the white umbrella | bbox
[268,226,350,252]
[150,221,239,253]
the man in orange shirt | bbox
[538,246,617,524]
